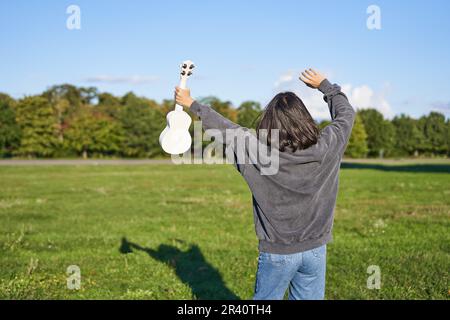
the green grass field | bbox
[0,161,449,299]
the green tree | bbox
[0,94,21,157]
[43,84,98,108]
[161,99,175,115]
[418,112,447,155]
[64,107,123,159]
[237,101,262,128]
[15,96,59,157]
[97,92,122,119]
[359,109,395,157]
[344,113,368,158]
[447,119,450,157]
[118,93,165,157]
[43,84,98,143]
[392,114,424,156]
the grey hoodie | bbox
[190,79,355,254]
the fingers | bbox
[174,87,184,101]
[175,86,190,94]
[300,68,323,81]
[300,71,313,82]
[174,87,191,106]
[309,68,319,75]
[305,69,316,77]
[299,74,311,84]
[299,68,325,89]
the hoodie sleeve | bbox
[189,101,279,176]
[318,79,356,155]
[190,101,241,132]
[189,101,249,174]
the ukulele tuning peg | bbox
[189,64,195,69]
[182,64,187,69]
[181,71,186,76]
[187,72,192,76]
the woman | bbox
[175,69,355,300]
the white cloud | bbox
[274,71,295,88]
[341,83,393,118]
[273,71,393,119]
[84,75,158,85]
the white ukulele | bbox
[159,60,195,155]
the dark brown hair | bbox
[256,92,319,152]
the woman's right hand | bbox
[175,87,194,108]
[299,68,326,89]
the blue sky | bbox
[1,0,449,119]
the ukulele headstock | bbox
[180,60,195,79]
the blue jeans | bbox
[253,245,327,300]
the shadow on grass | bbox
[119,237,240,300]
[341,162,450,173]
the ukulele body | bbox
[159,106,192,155]
[159,60,195,155]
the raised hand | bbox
[299,68,326,89]
[175,87,194,108]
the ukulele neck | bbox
[175,77,188,111]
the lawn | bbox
[0,161,449,299]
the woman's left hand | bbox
[299,68,326,89]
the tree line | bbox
[0,84,448,159]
